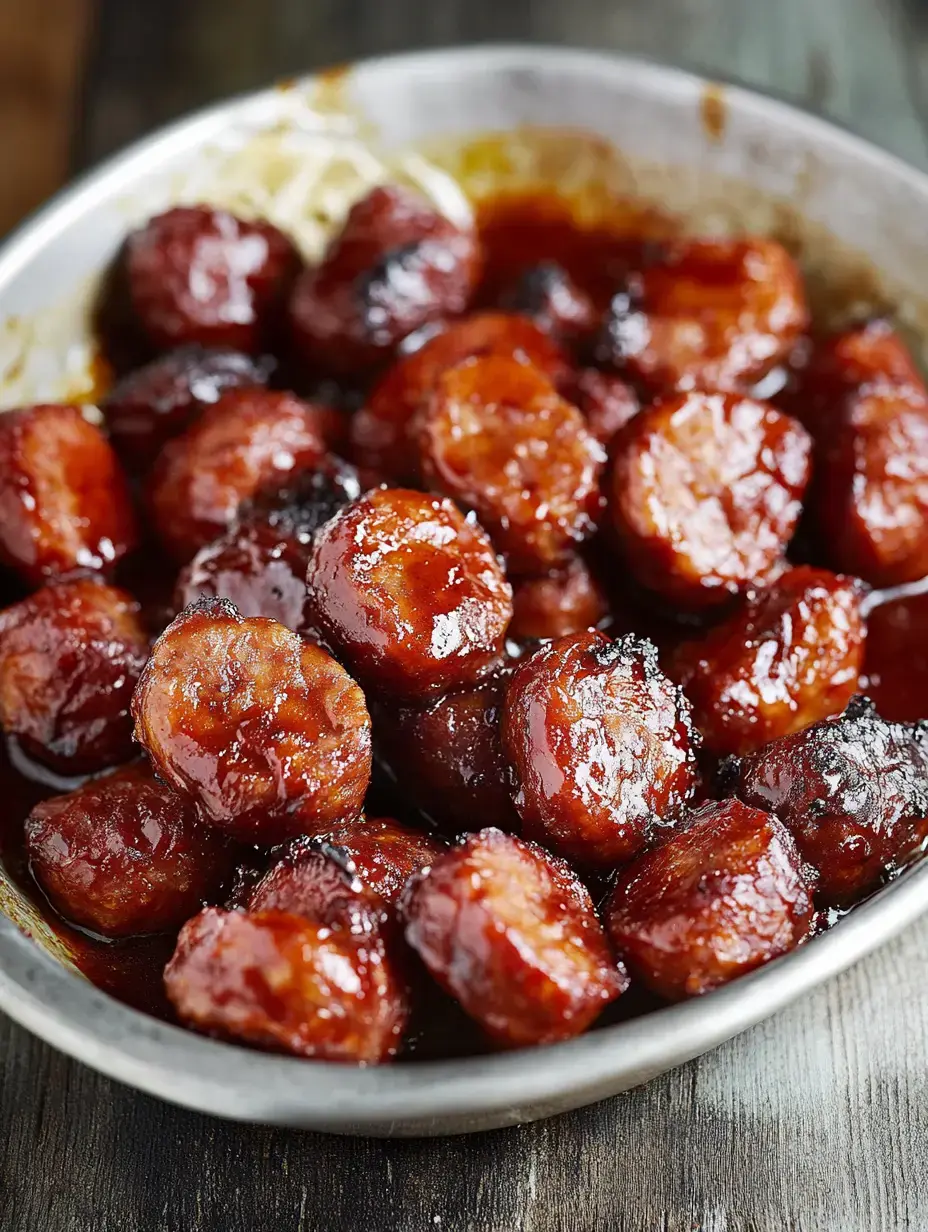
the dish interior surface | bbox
[1,47,928,1134]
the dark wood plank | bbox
[7,2,928,1230]
[0,0,93,232]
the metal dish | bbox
[1,46,927,1137]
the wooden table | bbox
[3,1,928,1228]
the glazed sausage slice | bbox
[419,355,605,573]
[501,631,698,867]
[606,799,814,999]
[351,312,570,484]
[599,237,808,393]
[0,404,138,585]
[306,488,512,701]
[781,318,924,438]
[102,345,275,471]
[125,205,298,353]
[671,567,866,758]
[609,391,812,610]
[147,388,331,561]
[290,184,480,375]
[26,763,230,937]
[164,905,408,1063]
[309,818,446,904]
[0,579,149,773]
[509,556,609,642]
[400,828,627,1047]
[814,387,928,586]
[723,696,928,904]
[132,598,372,843]
[373,668,520,836]
[174,519,312,632]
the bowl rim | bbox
[2,42,928,1133]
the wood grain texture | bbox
[0,0,93,233]
[7,1,928,1229]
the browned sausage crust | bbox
[290,185,481,374]
[723,696,928,904]
[306,488,512,701]
[671,567,866,758]
[401,828,627,1046]
[502,631,698,867]
[132,598,372,843]
[0,404,138,585]
[609,391,812,610]
[606,798,814,999]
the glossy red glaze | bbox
[672,567,866,758]
[374,669,520,836]
[419,355,605,573]
[311,818,446,904]
[351,312,570,484]
[132,599,372,843]
[290,185,481,374]
[102,345,274,471]
[306,488,512,701]
[727,696,928,904]
[165,906,408,1062]
[175,519,312,632]
[599,237,808,393]
[0,579,149,773]
[401,828,627,1047]
[147,388,331,561]
[509,556,609,642]
[501,631,698,867]
[607,798,814,999]
[125,205,298,352]
[0,404,138,585]
[609,391,812,610]
[26,763,230,938]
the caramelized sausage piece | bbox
[0,580,148,773]
[606,798,814,999]
[672,567,866,758]
[419,355,604,573]
[400,828,627,1047]
[567,368,640,447]
[0,404,138,585]
[102,345,274,471]
[164,905,408,1062]
[609,391,812,610]
[864,585,928,722]
[499,262,597,342]
[351,312,570,484]
[311,818,446,903]
[174,519,312,632]
[26,763,230,937]
[243,457,362,547]
[290,184,480,375]
[501,631,698,868]
[147,388,331,561]
[814,388,928,586]
[599,237,808,393]
[373,670,520,836]
[125,205,298,353]
[307,488,512,701]
[132,598,372,843]
[509,556,609,642]
[782,319,924,438]
[723,696,928,904]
